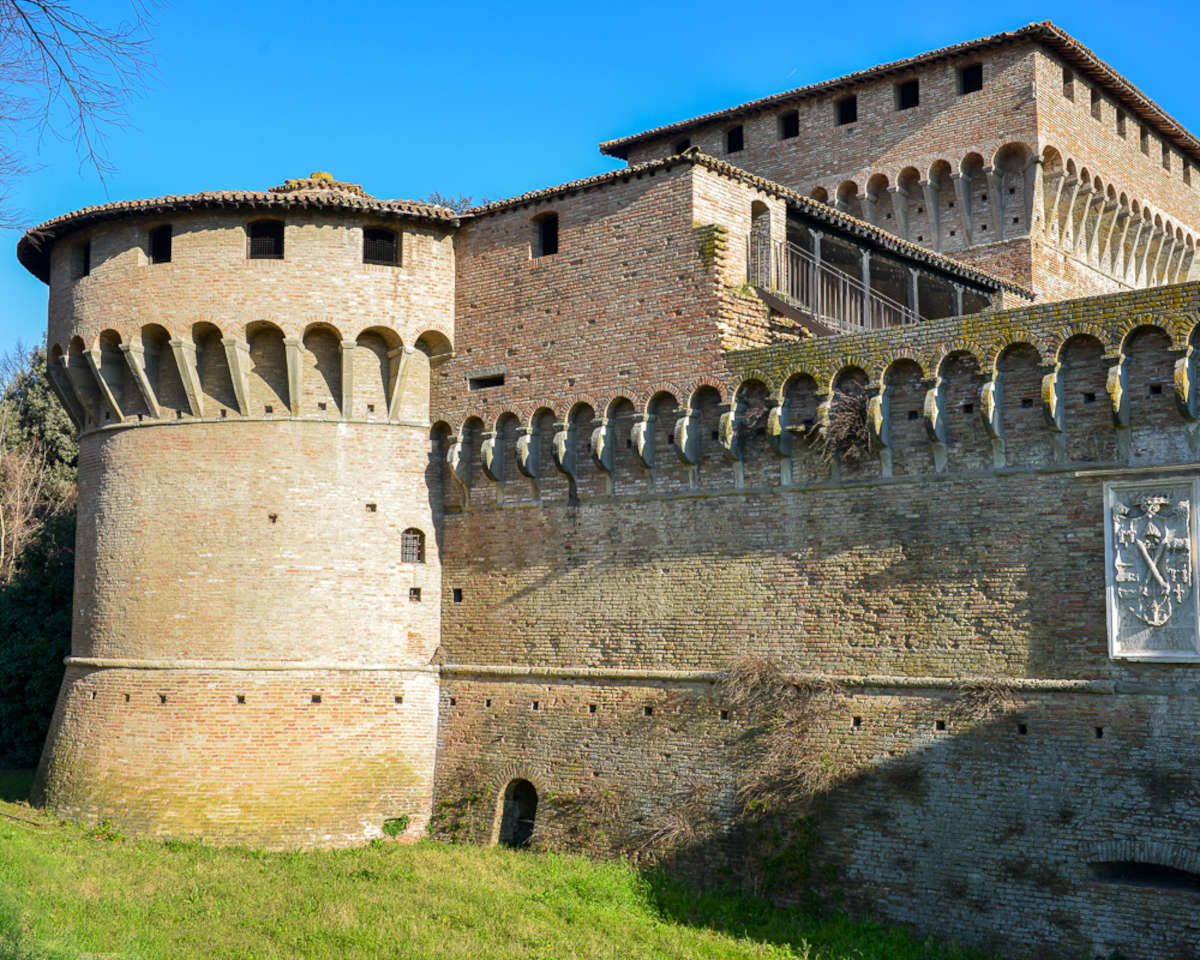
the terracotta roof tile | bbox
[17,177,457,282]
[599,22,1200,166]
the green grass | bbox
[0,771,997,960]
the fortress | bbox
[16,22,1200,959]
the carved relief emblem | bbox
[1111,494,1192,627]
[1105,479,1200,661]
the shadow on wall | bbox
[638,667,1200,960]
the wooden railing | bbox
[748,238,921,333]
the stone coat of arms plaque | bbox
[1104,478,1200,660]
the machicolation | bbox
[15,21,1200,959]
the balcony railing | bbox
[748,237,921,333]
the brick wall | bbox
[433,281,1200,960]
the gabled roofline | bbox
[599,22,1200,168]
[464,150,1034,299]
[17,190,458,284]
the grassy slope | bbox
[0,772,997,960]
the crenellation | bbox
[16,26,1200,958]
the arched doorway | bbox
[498,779,537,848]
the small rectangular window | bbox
[468,373,504,390]
[835,95,857,126]
[409,587,421,602]
[1091,89,1102,120]
[1116,110,1127,138]
[247,220,284,259]
[78,240,91,278]
[1163,143,1172,171]
[149,225,172,264]
[452,588,463,603]
[725,125,744,153]
[958,63,983,94]
[896,79,919,111]
[1062,67,1074,101]
[779,110,799,139]
[1141,127,1150,155]
[534,213,558,257]
[363,227,399,266]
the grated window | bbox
[363,227,399,265]
[401,528,425,563]
[247,220,284,259]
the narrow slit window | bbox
[1062,67,1074,101]
[1141,127,1150,155]
[896,79,919,110]
[468,373,505,390]
[401,528,425,564]
[1091,89,1102,120]
[779,110,799,139]
[1163,144,1172,171]
[363,227,399,265]
[1116,110,1127,138]
[958,63,983,95]
[149,225,172,264]
[78,240,91,277]
[534,213,558,257]
[247,220,284,259]
[725,125,744,154]
[836,95,857,126]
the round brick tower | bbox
[17,174,456,846]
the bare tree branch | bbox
[0,0,155,217]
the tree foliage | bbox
[0,345,75,767]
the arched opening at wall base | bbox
[497,778,538,849]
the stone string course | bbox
[19,25,1200,960]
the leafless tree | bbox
[0,0,154,221]
[424,191,488,214]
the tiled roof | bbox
[599,22,1200,165]
[17,176,458,282]
[464,151,1035,298]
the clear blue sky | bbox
[3,0,1197,349]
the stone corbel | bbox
[868,386,892,478]
[951,172,973,245]
[515,426,539,480]
[921,377,947,474]
[338,340,356,419]
[58,355,98,429]
[480,431,502,484]
[1025,155,1044,233]
[1041,362,1067,463]
[221,337,251,417]
[45,358,84,430]
[1041,363,1064,432]
[82,348,124,423]
[980,372,1005,468]
[386,346,410,421]
[120,344,161,419]
[169,338,204,419]
[766,401,791,458]
[717,402,741,462]
[1106,352,1131,461]
[673,407,699,465]
[985,166,1005,242]
[888,185,910,239]
[284,337,303,416]
[591,417,614,475]
[860,192,878,227]
[1175,347,1198,420]
[446,435,471,499]
[919,179,940,249]
[552,419,576,480]
[631,414,654,471]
